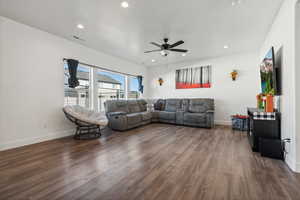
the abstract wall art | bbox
[175,66,212,89]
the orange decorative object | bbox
[230,70,238,81]
[158,78,164,86]
[265,94,274,112]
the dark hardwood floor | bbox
[1,124,300,200]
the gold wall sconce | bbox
[230,70,238,81]
[158,78,164,86]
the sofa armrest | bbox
[107,111,127,117]
[107,112,128,131]
[206,110,214,128]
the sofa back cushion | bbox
[105,100,129,114]
[128,100,141,113]
[137,99,147,112]
[154,99,166,111]
[188,99,214,113]
[165,99,182,112]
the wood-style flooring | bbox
[1,124,300,200]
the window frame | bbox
[64,64,141,111]
[127,75,141,100]
[64,64,92,109]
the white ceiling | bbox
[0,0,283,66]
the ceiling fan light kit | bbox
[160,50,169,57]
[145,38,188,57]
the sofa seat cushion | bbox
[184,113,206,124]
[151,111,159,119]
[126,113,142,125]
[141,111,152,121]
[158,111,176,120]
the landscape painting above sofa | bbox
[175,66,212,89]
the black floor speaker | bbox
[259,138,283,160]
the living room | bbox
[1,0,300,199]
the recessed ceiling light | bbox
[182,53,187,57]
[121,1,129,8]
[151,59,156,62]
[77,24,84,29]
[224,45,229,49]
[232,0,241,6]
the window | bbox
[64,65,91,108]
[96,70,126,112]
[64,63,141,111]
[128,76,140,99]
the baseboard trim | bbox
[295,162,300,173]
[285,154,295,171]
[215,120,232,126]
[284,153,300,173]
[0,129,75,151]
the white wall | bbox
[295,0,300,172]
[0,16,147,150]
[260,0,298,171]
[147,52,260,125]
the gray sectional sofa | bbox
[104,98,214,131]
[104,99,151,131]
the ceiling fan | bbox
[144,38,188,56]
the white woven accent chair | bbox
[63,105,108,139]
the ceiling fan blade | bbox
[150,42,162,48]
[169,40,184,48]
[144,49,161,53]
[169,49,188,53]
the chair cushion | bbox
[126,113,142,125]
[141,111,152,121]
[165,99,181,112]
[158,111,176,120]
[63,105,108,126]
[128,100,141,113]
[188,99,214,113]
[184,113,206,124]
